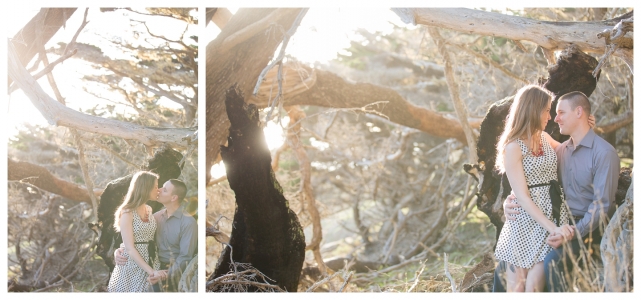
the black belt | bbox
[134,240,157,267]
[528,180,563,226]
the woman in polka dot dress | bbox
[494,85,572,292]
[108,171,165,292]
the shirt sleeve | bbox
[167,216,198,283]
[575,148,620,237]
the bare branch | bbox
[429,27,478,163]
[445,41,528,84]
[8,42,195,149]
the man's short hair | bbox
[168,179,187,201]
[558,91,592,116]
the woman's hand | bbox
[588,114,596,128]
[552,225,573,240]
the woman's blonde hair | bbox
[496,85,553,173]
[114,171,158,232]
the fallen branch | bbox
[443,253,458,292]
[8,158,103,202]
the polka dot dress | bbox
[494,133,569,269]
[108,205,160,292]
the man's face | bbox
[554,100,578,135]
[158,181,176,205]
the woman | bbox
[494,85,573,292]
[108,171,166,292]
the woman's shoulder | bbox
[505,140,521,149]
[504,140,523,156]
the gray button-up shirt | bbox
[555,129,620,237]
[153,204,197,283]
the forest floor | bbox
[7,250,110,292]
[314,207,496,292]
[206,204,496,292]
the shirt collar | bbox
[163,204,185,220]
[578,129,596,149]
[566,129,596,149]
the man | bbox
[493,91,620,292]
[116,179,198,292]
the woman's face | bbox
[148,179,159,200]
[540,101,552,130]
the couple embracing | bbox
[493,85,619,292]
[107,171,198,292]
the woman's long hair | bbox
[496,85,553,173]
[114,171,158,232]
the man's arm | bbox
[574,149,619,237]
[167,216,198,282]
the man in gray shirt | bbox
[494,91,620,292]
[116,179,198,292]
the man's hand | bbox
[503,193,521,221]
[547,225,576,248]
[148,270,168,285]
[547,232,564,249]
[114,247,127,266]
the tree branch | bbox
[8,159,103,203]
[209,8,232,29]
[285,105,326,273]
[254,67,471,143]
[429,27,478,163]
[445,41,528,84]
[594,111,633,134]
[9,8,77,86]
[218,8,296,54]
[392,8,632,54]
[8,43,195,149]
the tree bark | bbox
[205,8,305,183]
[209,87,305,292]
[8,43,195,150]
[391,8,633,54]
[8,158,102,203]
[601,175,633,292]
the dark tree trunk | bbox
[464,45,631,245]
[209,86,306,292]
[95,146,183,274]
[206,8,304,183]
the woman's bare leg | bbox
[525,261,545,292]
[506,263,527,292]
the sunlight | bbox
[288,8,414,64]
[263,117,288,151]
[209,116,288,180]
[210,161,226,180]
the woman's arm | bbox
[120,211,155,276]
[504,142,558,234]
[542,132,561,150]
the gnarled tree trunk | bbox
[206,8,304,182]
[208,87,305,292]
